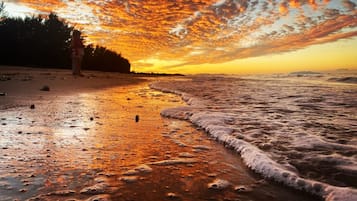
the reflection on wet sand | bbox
[0,81,318,201]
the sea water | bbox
[151,70,357,201]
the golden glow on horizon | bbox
[4,0,357,74]
[170,38,357,75]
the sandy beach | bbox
[0,66,320,201]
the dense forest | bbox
[0,3,130,73]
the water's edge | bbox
[150,80,357,201]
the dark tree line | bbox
[0,11,130,73]
[83,45,130,72]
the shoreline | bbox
[151,74,357,201]
[0,67,319,201]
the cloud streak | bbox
[13,0,357,69]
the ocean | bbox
[151,70,357,201]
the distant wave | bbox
[328,77,357,84]
[288,71,323,77]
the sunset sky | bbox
[3,0,357,74]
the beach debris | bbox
[119,176,139,183]
[90,117,94,121]
[30,104,35,109]
[258,143,272,150]
[80,183,109,195]
[19,188,28,193]
[234,185,253,193]
[135,115,139,122]
[40,85,50,91]
[208,179,231,190]
[0,92,6,96]
[166,192,180,199]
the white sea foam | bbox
[150,72,357,201]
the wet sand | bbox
[0,67,319,201]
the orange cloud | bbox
[289,0,300,8]
[18,0,65,13]
[9,0,357,70]
[279,2,289,15]
[308,0,318,10]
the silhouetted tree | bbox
[0,11,131,73]
[0,14,72,68]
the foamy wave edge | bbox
[150,83,357,201]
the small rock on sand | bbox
[208,179,231,190]
[119,176,139,183]
[80,183,109,195]
[234,185,253,193]
[40,85,50,91]
[167,192,180,199]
